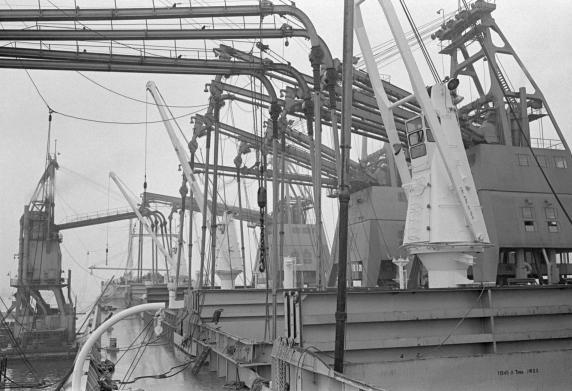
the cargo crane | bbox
[3,155,76,358]
[355,0,490,288]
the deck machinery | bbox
[334,0,572,289]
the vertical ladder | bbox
[462,1,519,117]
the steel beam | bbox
[56,211,136,231]
[0,28,308,41]
[144,192,262,224]
[0,4,334,66]
[192,163,337,189]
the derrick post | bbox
[334,0,354,374]
[198,116,212,289]
[234,150,248,287]
[176,173,188,289]
[187,138,197,290]
[270,100,281,339]
[209,88,224,288]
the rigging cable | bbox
[76,72,207,109]
[398,0,441,83]
[22,66,209,125]
[0,298,41,382]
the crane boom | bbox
[146,81,243,288]
[109,171,175,279]
[146,81,211,217]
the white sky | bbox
[1,0,571,306]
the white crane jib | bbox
[146,81,210,215]
[109,172,176,278]
[355,0,490,288]
[146,81,242,288]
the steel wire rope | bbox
[152,85,234,223]
[62,243,106,279]
[365,10,453,61]
[399,0,441,83]
[76,72,209,108]
[368,25,438,67]
[101,338,167,353]
[52,106,209,125]
[22,66,212,124]
[0,298,42,381]
[422,287,487,355]
[113,317,156,366]
[117,319,156,390]
[372,37,438,72]
[115,354,196,386]
[355,2,441,74]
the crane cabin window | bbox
[410,144,427,159]
[408,130,424,146]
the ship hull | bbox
[346,349,572,391]
[172,286,572,390]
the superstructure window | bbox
[554,156,568,169]
[524,221,536,232]
[537,155,549,168]
[517,154,530,166]
[351,261,363,283]
[545,207,557,220]
[548,221,560,233]
[521,207,534,219]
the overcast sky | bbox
[1,0,571,306]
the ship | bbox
[0,0,571,390]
